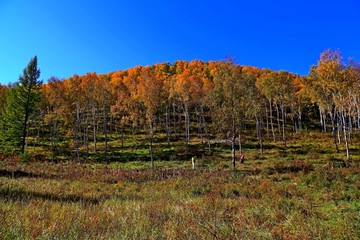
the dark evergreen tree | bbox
[0,56,41,153]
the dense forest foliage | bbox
[0,50,359,165]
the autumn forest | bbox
[1,50,359,163]
[1,50,360,239]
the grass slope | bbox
[0,131,359,239]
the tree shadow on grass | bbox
[0,188,102,205]
[95,143,207,162]
[0,169,58,179]
[92,151,153,163]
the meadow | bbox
[0,130,360,239]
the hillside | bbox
[0,50,360,239]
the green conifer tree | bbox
[0,56,41,153]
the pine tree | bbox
[0,56,41,153]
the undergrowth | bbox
[0,132,359,239]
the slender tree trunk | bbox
[85,107,89,154]
[319,107,327,132]
[341,106,350,161]
[114,116,118,135]
[319,107,324,131]
[269,99,275,142]
[178,105,182,134]
[357,105,360,131]
[103,105,108,157]
[155,114,159,132]
[276,103,281,135]
[256,115,263,155]
[36,110,43,145]
[298,106,302,130]
[149,120,154,168]
[201,105,211,151]
[238,130,242,154]
[93,103,97,153]
[353,114,357,132]
[184,103,190,154]
[53,118,58,154]
[292,115,297,133]
[281,102,286,147]
[165,106,170,145]
[75,103,80,162]
[196,107,203,145]
[330,110,339,153]
[120,114,124,148]
[81,112,85,145]
[265,101,269,138]
[322,111,327,132]
[110,114,113,138]
[74,126,80,162]
[337,112,342,144]
[352,114,357,133]
[172,101,177,136]
[231,115,236,169]
[238,126,244,164]
[348,112,352,140]
[358,109,360,132]
[50,118,55,151]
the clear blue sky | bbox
[0,0,359,84]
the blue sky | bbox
[0,0,359,84]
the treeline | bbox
[0,50,359,165]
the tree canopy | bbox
[0,50,359,163]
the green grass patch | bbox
[0,131,359,239]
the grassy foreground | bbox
[0,132,360,239]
